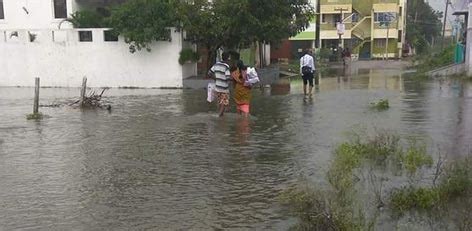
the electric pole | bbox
[441,0,450,50]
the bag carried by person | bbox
[302,66,312,75]
[244,67,260,87]
[207,82,216,102]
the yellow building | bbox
[319,0,407,59]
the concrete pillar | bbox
[466,3,472,75]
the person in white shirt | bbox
[300,49,316,97]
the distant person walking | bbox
[208,52,231,117]
[342,48,351,66]
[300,49,315,98]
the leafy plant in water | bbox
[369,99,389,111]
[26,113,43,120]
[389,157,472,217]
[399,143,433,175]
[390,186,441,216]
[280,186,374,231]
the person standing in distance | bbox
[208,51,231,117]
[300,49,315,98]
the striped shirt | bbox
[209,62,231,93]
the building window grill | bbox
[104,31,118,42]
[53,0,67,19]
[79,31,93,42]
[0,0,5,20]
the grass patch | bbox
[416,45,455,73]
[280,186,375,231]
[281,130,442,229]
[390,158,472,216]
[369,99,389,111]
[399,143,433,175]
[26,112,43,120]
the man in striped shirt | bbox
[208,52,231,117]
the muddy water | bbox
[0,71,471,230]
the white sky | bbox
[427,0,464,26]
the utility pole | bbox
[441,0,450,50]
[335,7,348,48]
[385,21,390,60]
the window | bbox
[375,39,386,48]
[53,0,67,19]
[352,12,359,23]
[374,12,396,27]
[0,0,4,20]
[333,14,341,24]
[398,30,402,42]
[79,31,92,42]
[399,7,402,16]
[104,31,118,42]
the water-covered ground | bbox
[0,70,471,230]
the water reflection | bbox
[0,74,471,229]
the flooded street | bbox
[1,71,472,230]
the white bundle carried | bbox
[207,82,216,102]
[244,67,260,87]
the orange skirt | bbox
[237,104,250,113]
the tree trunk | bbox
[206,45,217,75]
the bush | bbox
[369,99,389,111]
[178,48,200,65]
[390,186,441,215]
[417,45,455,72]
[68,10,108,28]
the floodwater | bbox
[1,70,471,230]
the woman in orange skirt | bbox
[232,65,252,117]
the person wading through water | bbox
[208,52,231,117]
[300,49,315,98]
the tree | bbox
[107,0,178,53]
[105,0,314,68]
[406,0,443,54]
[177,0,315,69]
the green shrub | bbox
[369,99,389,111]
[390,186,441,215]
[68,10,108,28]
[178,48,200,65]
[439,158,472,198]
[400,144,433,175]
[417,45,455,73]
[26,113,43,120]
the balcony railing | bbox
[374,20,398,29]
[320,23,353,30]
[372,0,398,4]
[320,0,352,5]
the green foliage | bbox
[26,113,43,120]
[317,48,331,62]
[390,186,441,215]
[406,0,443,54]
[68,10,108,28]
[177,0,314,68]
[280,186,374,231]
[416,45,455,73]
[178,48,200,65]
[107,0,177,53]
[399,143,433,175]
[390,158,472,216]
[369,99,389,111]
[440,158,472,199]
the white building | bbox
[0,0,196,88]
